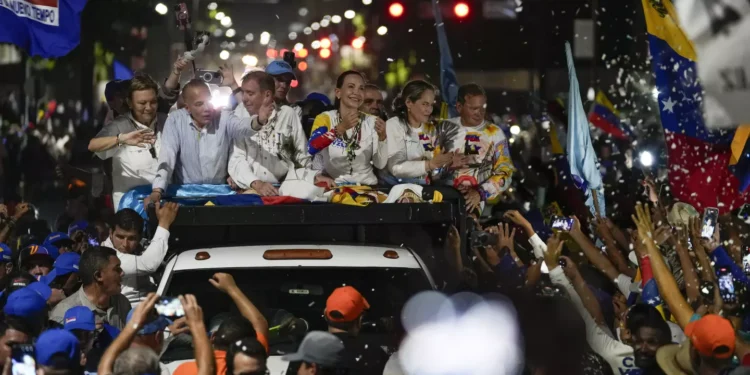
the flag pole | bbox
[591,189,601,218]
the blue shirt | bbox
[153,108,254,191]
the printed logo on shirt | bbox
[619,356,641,375]
[419,133,434,151]
[464,133,482,155]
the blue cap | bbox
[35,329,80,367]
[126,308,171,335]
[265,60,296,79]
[63,306,96,332]
[306,92,332,107]
[3,287,48,318]
[68,220,88,236]
[52,252,81,276]
[26,282,52,301]
[44,232,73,246]
[0,243,11,262]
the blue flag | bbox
[0,0,88,58]
[431,0,458,118]
[565,42,605,217]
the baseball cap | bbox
[63,306,96,332]
[35,329,81,368]
[265,60,296,79]
[3,286,48,318]
[52,252,81,276]
[325,286,369,323]
[26,282,52,301]
[657,315,736,374]
[0,243,11,263]
[44,232,74,247]
[306,92,332,107]
[19,244,59,267]
[126,308,171,335]
[281,331,346,367]
[68,220,88,236]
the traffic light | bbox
[388,2,404,18]
[454,2,469,18]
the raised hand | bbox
[631,202,654,241]
[544,233,564,270]
[374,117,387,141]
[209,272,239,294]
[155,201,179,229]
[218,63,236,87]
[496,223,516,253]
[121,128,156,148]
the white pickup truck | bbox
[157,244,437,373]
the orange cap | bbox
[684,314,735,359]
[325,286,370,322]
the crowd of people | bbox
[0,51,744,375]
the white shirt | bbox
[385,117,432,179]
[309,110,388,185]
[95,114,163,209]
[228,105,311,188]
[102,226,170,307]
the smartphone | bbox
[699,281,715,303]
[11,344,36,375]
[739,204,750,221]
[551,216,574,232]
[717,268,736,303]
[155,297,185,318]
[701,207,719,239]
[743,253,750,276]
[558,258,567,268]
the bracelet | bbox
[116,133,122,147]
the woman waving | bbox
[308,71,388,185]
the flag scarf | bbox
[0,0,88,57]
[431,0,458,118]
[588,91,631,140]
[641,0,750,213]
[565,42,605,217]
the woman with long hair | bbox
[308,71,387,186]
[381,80,464,185]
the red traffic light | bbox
[454,2,469,18]
[389,2,404,17]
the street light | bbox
[363,0,372,4]
[154,3,168,15]
[298,48,309,58]
[207,2,217,10]
[377,26,388,35]
[454,2,470,18]
[226,29,236,38]
[260,32,270,45]
[219,50,230,60]
[294,43,304,51]
[321,19,330,27]
[352,37,365,49]
[215,11,225,20]
[303,27,312,35]
[220,17,232,27]
[389,2,404,18]
[311,40,321,49]
[242,55,258,67]
[298,7,308,16]
[289,32,298,40]
[311,22,320,30]
[320,48,331,59]
[320,38,331,49]
[332,15,342,23]
[344,10,356,19]
[245,33,254,42]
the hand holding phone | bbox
[11,344,35,375]
[155,297,185,318]
[701,207,719,240]
[551,216,574,232]
[717,268,736,303]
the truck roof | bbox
[169,244,427,272]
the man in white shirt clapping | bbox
[228,71,311,196]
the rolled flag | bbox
[673,1,750,129]
[564,42,605,217]
[431,0,459,118]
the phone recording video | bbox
[701,207,719,239]
[743,254,750,277]
[11,344,35,375]
[551,216,574,232]
[717,268,736,303]
[155,297,185,318]
[738,204,750,222]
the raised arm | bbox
[181,294,215,375]
[569,216,621,282]
[98,293,160,375]
[595,218,635,278]
[151,113,181,193]
[209,273,269,347]
[118,202,177,275]
[671,229,700,304]
[632,202,694,328]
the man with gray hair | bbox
[113,347,161,375]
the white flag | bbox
[674,0,750,129]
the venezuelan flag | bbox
[642,0,749,213]
[588,91,631,140]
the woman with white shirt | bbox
[381,80,462,185]
[308,70,387,186]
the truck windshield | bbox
[161,266,433,359]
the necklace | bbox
[337,110,363,174]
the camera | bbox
[196,69,223,85]
[467,218,498,248]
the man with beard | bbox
[625,304,673,374]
